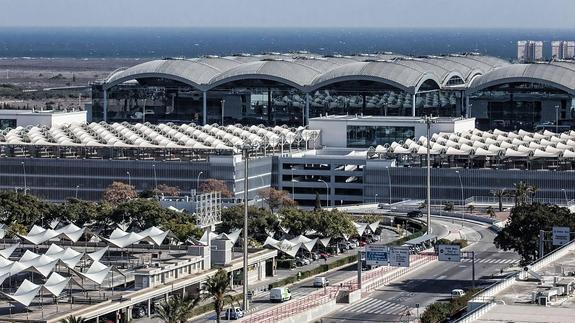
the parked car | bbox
[270,287,292,302]
[359,240,367,247]
[224,307,244,320]
[451,289,466,299]
[407,210,424,218]
[313,276,330,287]
[311,252,320,261]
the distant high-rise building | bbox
[552,41,575,59]
[517,40,544,62]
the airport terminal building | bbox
[2,52,575,205]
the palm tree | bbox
[513,181,537,206]
[486,206,496,219]
[466,204,475,214]
[155,294,200,323]
[490,188,509,211]
[59,316,87,323]
[203,268,237,323]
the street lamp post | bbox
[318,179,329,208]
[75,185,80,199]
[555,105,560,133]
[375,193,379,204]
[126,171,131,186]
[20,162,27,195]
[152,164,158,191]
[196,171,204,193]
[456,170,465,225]
[422,115,437,235]
[290,166,295,197]
[562,189,568,205]
[386,166,392,205]
[221,99,226,126]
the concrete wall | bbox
[276,299,339,323]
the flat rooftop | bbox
[310,114,466,123]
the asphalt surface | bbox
[320,219,520,323]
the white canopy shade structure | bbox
[319,237,331,248]
[41,272,70,297]
[0,224,6,240]
[218,229,242,245]
[0,243,19,259]
[44,244,84,268]
[18,225,60,245]
[86,247,108,263]
[263,237,302,258]
[103,228,146,248]
[1,279,41,307]
[139,226,172,246]
[353,222,369,236]
[72,261,111,285]
[55,223,86,243]
[19,251,60,278]
[289,235,318,252]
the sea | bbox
[0,27,574,60]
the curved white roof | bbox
[101,52,509,93]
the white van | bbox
[451,289,465,298]
[269,287,292,302]
[313,276,329,287]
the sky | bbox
[0,0,573,29]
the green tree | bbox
[490,188,510,212]
[279,208,311,236]
[218,205,278,243]
[494,203,575,264]
[258,187,297,213]
[314,191,322,211]
[513,181,537,206]
[0,191,53,225]
[466,204,475,214]
[443,202,454,211]
[103,181,137,205]
[154,295,200,323]
[202,269,236,323]
[51,198,112,226]
[59,316,87,323]
[154,184,180,197]
[310,209,357,237]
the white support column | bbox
[412,93,416,117]
[466,95,470,118]
[103,89,108,122]
[305,93,310,125]
[202,91,207,125]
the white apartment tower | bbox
[517,40,544,62]
[552,41,575,59]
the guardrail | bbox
[242,253,437,323]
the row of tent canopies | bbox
[17,224,174,248]
[0,243,107,283]
[1,273,70,307]
[263,220,380,257]
[0,121,319,153]
[377,128,575,159]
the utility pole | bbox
[422,115,436,235]
[242,145,250,312]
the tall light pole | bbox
[152,164,158,191]
[318,179,329,208]
[75,185,80,199]
[221,99,226,126]
[196,171,204,193]
[21,162,27,195]
[562,188,568,205]
[422,115,437,235]
[386,166,392,205]
[126,171,131,186]
[375,193,379,204]
[555,104,560,133]
[455,171,464,209]
[240,142,257,312]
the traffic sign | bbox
[389,246,410,267]
[552,226,571,246]
[438,244,461,262]
[365,245,389,266]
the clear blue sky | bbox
[0,0,573,28]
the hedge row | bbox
[269,254,358,289]
[420,288,480,323]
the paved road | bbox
[321,219,520,323]
[189,220,450,323]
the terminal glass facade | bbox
[469,82,574,131]
[347,125,415,148]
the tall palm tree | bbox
[155,294,200,323]
[513,181,537,206]
[203,268,237,323]
[490,188,509,211]
[59,316,87,323]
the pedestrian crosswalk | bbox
[342,297,411,316]
[460,258,517,264]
